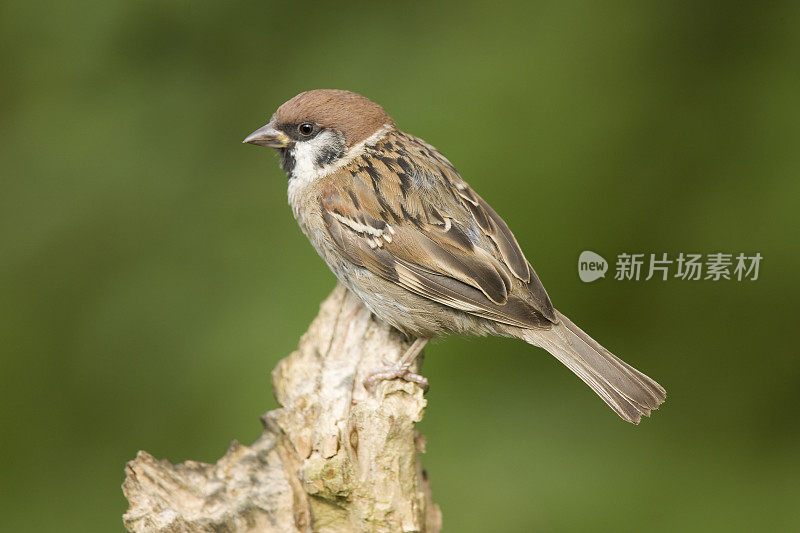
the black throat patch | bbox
[279,147,296,177]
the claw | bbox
[364,364,429,393]
[364,338,430,393]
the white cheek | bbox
[287,131,340,216]
[291,132,337,183]
[286,125,392,216]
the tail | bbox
[519,310,666,424]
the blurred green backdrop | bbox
[2,1,799,531]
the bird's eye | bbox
[298,122,315,136]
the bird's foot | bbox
[364,357,429,393]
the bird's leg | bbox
[364,338,429,392]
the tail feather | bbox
[520,310,666,424]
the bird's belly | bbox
[293,211,494,339]
[327,259,490,339]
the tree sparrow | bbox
[244,90,665,424]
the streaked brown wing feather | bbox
[392,258,550,329]
[408,135,533,285]
[319,130,556,327]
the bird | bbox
[243,89,666,424]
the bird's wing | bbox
[319,131,555,328]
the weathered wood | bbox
[122,285,441,532]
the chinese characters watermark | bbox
[579,251,762,282]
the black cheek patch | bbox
[315,145,345,167]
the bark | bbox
[122,285,442,532]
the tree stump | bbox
[122,285,442,532]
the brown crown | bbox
[273,90,395,146]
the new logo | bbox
[578,251,608,282]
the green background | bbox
[2,2,798,531]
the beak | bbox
[242,122,290,148]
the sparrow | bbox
[244,89,666,424]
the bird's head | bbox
[243,89,394,175]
